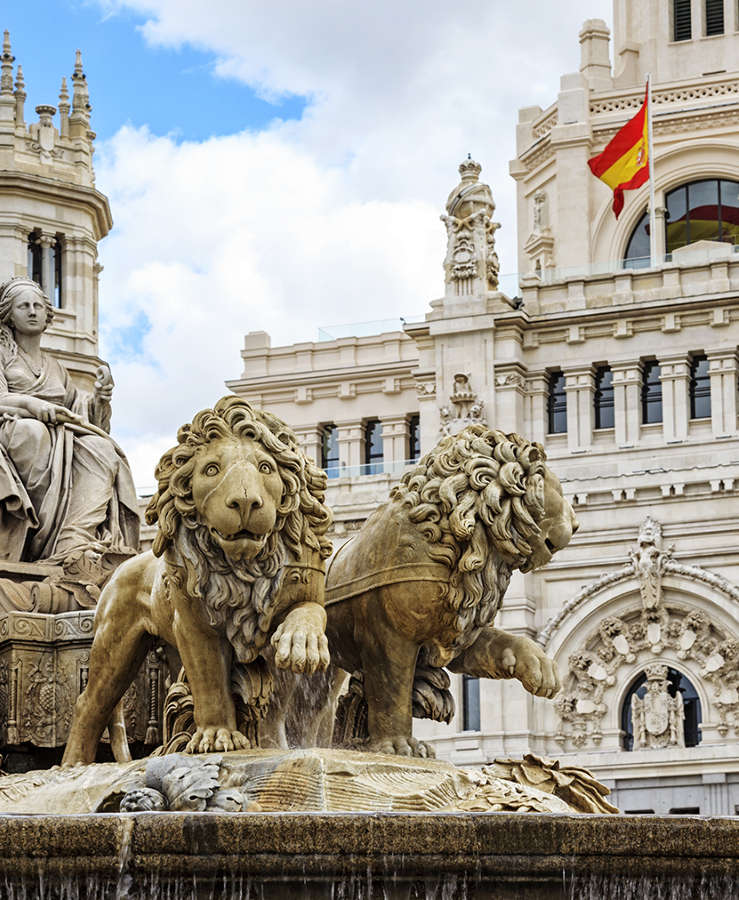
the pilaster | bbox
[564,365,595,452]
[381,415,410,468]
[659,354,689,443]
[707,348,738,439]
[336,421,362,471]
[493,365,527,434]
[292,426,322,466]
[611,361,641,448]
[525,374,548,445]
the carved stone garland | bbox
[551,517,739,748]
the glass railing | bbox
[324,458,420,480]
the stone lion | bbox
[305,424,578,757]
[63,396,333,765]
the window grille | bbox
[641,361,663,424]
[673,0,692,40]
[408,414,420,462]
[594,366,615,429]
[689,355,711,419]
[705,0,724,35]
[547,371,567,434]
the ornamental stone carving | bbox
[441,157,500,297]
[439,373,485,436]
[550,516,739,748]
[631,663,685,750]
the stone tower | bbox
[0,31,112,390]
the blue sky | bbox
[3,1,306,141]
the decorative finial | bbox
[14,64,24,91]
[58,76,70,136]
[0,30,14,96]
[70,48,91,134]
[458,156,481,182]
[73,49,84,78]
[14,64,25,125]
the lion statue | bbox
[62,396,333,765]
[276,423,579,757]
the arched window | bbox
[641,360,662,424]
[689,354,711,419]
[364,419,383,475]
[621,667,702,751]
[320,424,339,478]
[624,179,739,267]
[547,371,567,434]
[462,675,480,731]
[408,414,420,462]
[594,366,614,429]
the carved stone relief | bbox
[631,663,685,750]
[550,516,739,748]
[439,373,485,436]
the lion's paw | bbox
[505,636,560,699]
[185,727,251,754]
[272,605,330,674]
[368,736,435,759]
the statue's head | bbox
[0,277,55,334]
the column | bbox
[292,426,322,467]
[564,366,594,452]
[381,415,409,475]
[707,349,738,438]
[659,354,689,443]
[336,421,362,473]
[525,374,548,445]
[493,365,527,434]
[611,362,641,448]
[39,232,55,301]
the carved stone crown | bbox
[644,663,668,682]
[638,515,663,547]
[459,156,481,181]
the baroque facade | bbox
[227,0,739,815]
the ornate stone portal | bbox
[547,516,739,749]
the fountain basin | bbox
[0,811,736,898]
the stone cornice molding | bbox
[0,170,112,238]
[538,558,739,649]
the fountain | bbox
[0,390,736,898]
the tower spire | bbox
[58,76,70,137]
[14,64,25,126]
[0,30,15,125]
[69,48,91,138]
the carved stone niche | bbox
[0,608,165,771]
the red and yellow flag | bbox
[588,85,649,218]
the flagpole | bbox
[647,72,657,267]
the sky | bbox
[5,0,611,489]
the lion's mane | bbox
[390,423,548,659]
[145,395,333,663]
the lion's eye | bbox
[203,463,220,477]
[258,461,274,474]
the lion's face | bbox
[520,467,578,573]
[190,436,284,562]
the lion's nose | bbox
[226,491,263,516]
[571,517,580,535]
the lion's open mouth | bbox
[210,527,266,544]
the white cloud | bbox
[94,0,612,486]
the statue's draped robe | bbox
[0,347,139,563]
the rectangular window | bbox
[364,419,383,475]
[462,675,480,731]
[689,355,711,419]
[320,424,339,478]
[641,361,663,424]
[594,366,615,429]
[547,371,567,434]
[408,414,420,462]
[53,236,63,308]
[27,230,42,286]
[673,0,692,40]
[705,0,724,35]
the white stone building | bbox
[228,0,739,815]
[0,32,111,393]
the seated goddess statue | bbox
[0,276,139,569]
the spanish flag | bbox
[588,85,649,218]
